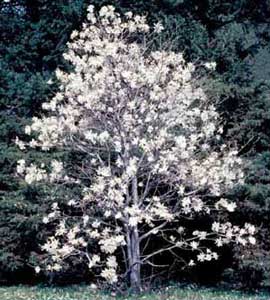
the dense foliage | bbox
[0,0,269,289]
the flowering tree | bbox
[16,5,256,291]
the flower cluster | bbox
[16,159,64,185]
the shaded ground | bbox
[0,285,268,300]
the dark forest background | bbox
[0,0,269,290]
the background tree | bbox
[0,0,87,283]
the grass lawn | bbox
[0,285,269,300]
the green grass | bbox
[0,285,268,300]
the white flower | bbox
[87,5,94,13]
[176,241,184,247]
[25,125,32,135]
[100,268,117,283]
[24,164,47,184]
[99,6,109,17]
[71,30,79,39]
[85,131,98,143]
[154,21,164,33]
[97,167,111,177]
[90,283,97,290]
[177,226,185,233]
[188,260,195,266]
[170,235,176,242]
[198,231,207,240]
[92,220,101,228]
[125,11,133,18]
[35,266,41,274]
[212,222,220,232]
[29,139,38,148]
[99,235,125,254]
[83,215,90,226]
[51,160,63,174]
[215,238,223,247]
[197,253,205,262]
[15,137,25,150]
[216,199,237,212]
[52,263,62,271]
[99,131,110,143]
[128,216,138,227]
[204,62,216,70]
[51,202,58,210]
[104,211,111,218]
[17,159,26,174]
[182,197,191,207]
[115,212,122,219]
[114,141,122,153]
[88,254,101,268]
[236,236,247,246]
[226,202,237,212]
[245,223,256,235]
[190,241,199,250]
[175,135,186,148]
[43,217,49,224]
[92,254,100,264]
[106,256,117,268]
[248,236,256,245]
[68,199,76,206]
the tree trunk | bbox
[127,176,142,291]
[127,226,141,292]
